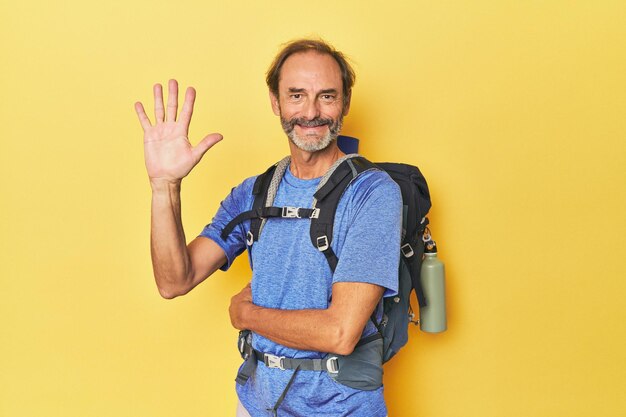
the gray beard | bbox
[280,114,343,153]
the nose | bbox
[302,98,321,120]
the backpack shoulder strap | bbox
[220,157,291,245]
[256,156,291,240]
[310,155,378,272]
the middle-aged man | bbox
[135,39,401,417]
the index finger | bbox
[134,102,152,130]
[178,87,196,128]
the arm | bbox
[230,281,384,356]
[135,79,225,298]
[150,183,227,298]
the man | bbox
[135,39,401,416]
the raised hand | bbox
[135,79,223,185]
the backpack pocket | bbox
[325,336,383,390]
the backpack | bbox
[221,153,433,364]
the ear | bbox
[269,91,280,116]
[342,92,351,116]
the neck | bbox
[288,141,346,179]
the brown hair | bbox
[266,39,355,105]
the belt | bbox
[239,334,338,373]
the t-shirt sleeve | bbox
[332,173,402,297]
[198,177,256,271]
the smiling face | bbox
[270,51,350,153]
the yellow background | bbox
[1,1,625,416]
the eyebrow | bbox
[286,88,339,95]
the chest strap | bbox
[220,206,320,243]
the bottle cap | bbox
[425,240,438,253]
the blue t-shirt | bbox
[201,164,402,417]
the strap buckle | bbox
[282,207,301,218]
[238,331,252,359]
[309,208,320,219]
[325,356,339,374]
[401,243,414,258]
[246,231,254,246]
[316,236,329,251]
[264,354,285,370]
[238,336,246,355]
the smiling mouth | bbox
[291,117,332,128]
[295,125,329,138]
[297,123,326,129]
[281,115,338,140]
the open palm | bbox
[135,79,222,183]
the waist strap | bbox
[236,330,384,416]
[240,336,338,373]
[237,332,338,417]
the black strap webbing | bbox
[313,157,375,202]
[221,206,319,241]
[268,365,300,417]
[252,350,329,371]
[356,332,383,348]
[310,157,377,273]
[403,251,427,307]
[249,164,278,244]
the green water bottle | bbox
[419,239,447,333]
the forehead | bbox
[278,51,343,91]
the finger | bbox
[178,87,196,129]
[166,79,178,122]
[153,83,165,124]
[192,133,223,162]
[134,102,152,130]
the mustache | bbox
[282,117,333,131]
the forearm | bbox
[231,283,383,355]
[243,305,354,355]
[150,180,193,298]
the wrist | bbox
[150,178,182,193]
[241,303,260,331]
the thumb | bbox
[192,133,223,161]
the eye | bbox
[290,94,302,100]
[321,94,336,101]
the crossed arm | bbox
[229,279,383,356]
[152,225,382,356]
[154,226,382,356]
